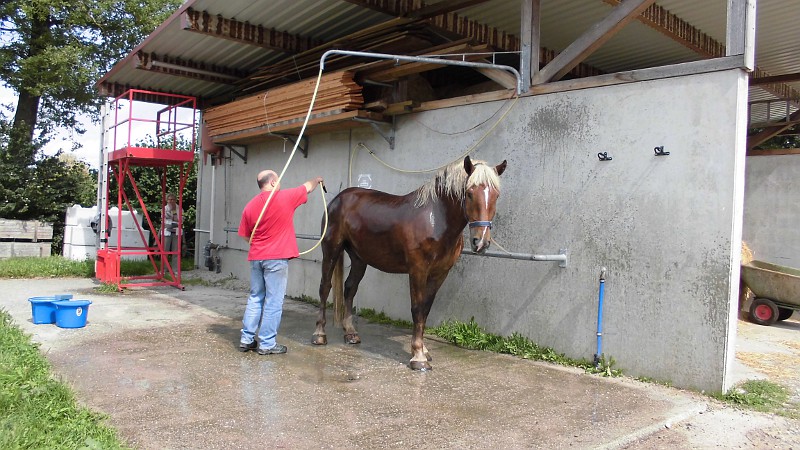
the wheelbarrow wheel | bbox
[777,307,794,322]
[749,297,779,326]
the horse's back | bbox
[325,187,424,272]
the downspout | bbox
[594,267,607,367]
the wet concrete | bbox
[2,274,798,449]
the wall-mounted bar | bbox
[460,247,568,268]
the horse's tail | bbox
[332,253,345,326]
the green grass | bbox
[357,308,413,328]
[428,317,622,376]
[0,309,129,449]
[0,257,95,278]
[0,256,193,282]
[714,380,800,418]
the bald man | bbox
[237,170,324,355]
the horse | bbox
[312,155,507,370]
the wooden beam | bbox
[726,0,756,71]
[750,72,800,85]
[747,110,800,149]
[746,148,800,156]
[341,0,490,19]
[135,52,244,85]
[532,0,656,84]
[520,0,541,92]
[407,0,491,19]
[528,56,744,96]
[476,66,517,90]
[603,0,800,108]
[358,42,493,83]
[182,8,323,53]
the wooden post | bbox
[519,0,541,93]
[726,0,756,71]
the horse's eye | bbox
[466,191,473,200]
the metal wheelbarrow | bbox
[740,260,800,326]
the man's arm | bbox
[303,176,324,193]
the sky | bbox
[1,84,196,170]
[1,84,104,169]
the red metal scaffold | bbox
[95,89,196,290]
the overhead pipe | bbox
[320,50,524,95]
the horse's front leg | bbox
[408,272,447,371]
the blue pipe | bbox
[594,267,607,368]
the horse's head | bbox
[463,156,507,254]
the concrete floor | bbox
[2,273,799,449]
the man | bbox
[238,170,324,355]
[162,193,183,271]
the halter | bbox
[468,220,493,229]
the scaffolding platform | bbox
[96,89,197,291]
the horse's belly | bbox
[352,244,410,274]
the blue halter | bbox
[468,220,492,229]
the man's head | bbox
[257,170,279,191]
[166,193,176,203]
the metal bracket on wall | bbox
[223,144,248,163]
[272,133,309,158]
[354,116,395,150]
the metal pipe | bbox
[210,159,216,244]
[460,247,568,267]
[295,233,568,267]
[593,267,607,368]
[321,49,524,95]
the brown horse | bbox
[312,156,507,370]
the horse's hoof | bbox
[344,333,361,345]
[311,334,327,345]
[408,360,432,371]
[426,353,433,362]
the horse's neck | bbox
[433,192,469,239]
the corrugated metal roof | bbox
[99,0,800,121]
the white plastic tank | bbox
[63,205,150,261]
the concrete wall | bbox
[743,154,800,268]
[195,69,747,392]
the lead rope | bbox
[249,67,327,253]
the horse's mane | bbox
[414,159,501,207]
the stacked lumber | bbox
[203,71,363,138]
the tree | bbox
[0,0,182,157]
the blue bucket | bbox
[29,295,74,324]
[53,300,92,329]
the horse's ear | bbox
[495,160,507,176]
[464,156,474,175]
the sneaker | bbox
[257,344,287,355]
[238,341,257,352]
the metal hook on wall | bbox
[597,152,613,161]
[654,146,670,156]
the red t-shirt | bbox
[238,185,308,261]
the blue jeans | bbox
[241,259,289,350]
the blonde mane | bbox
[414,159,501,207]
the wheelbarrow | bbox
[740,260,800,326]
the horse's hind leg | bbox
[342,253,367,344]
[313,246,341,345]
